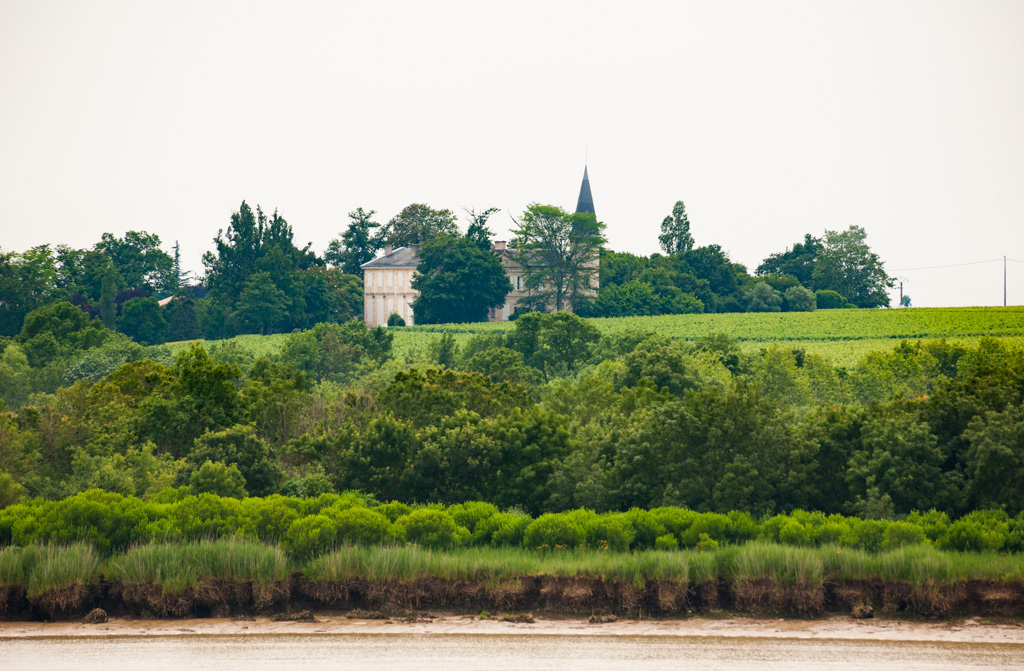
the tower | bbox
[575,166,595,218]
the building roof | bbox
[360,246,420,269]
[575,166,595,217]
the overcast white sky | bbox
[2,0,1022,307]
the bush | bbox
[387,313,406,327]
[655,533,679,551]
[376,501,414,522]
[447,501,499,535]
[784,285,816,312]
[814,290,846,309]
[523,513,585,550]
[477,512,532,546]
[238,496,301,542]
[283,514,338,559]
[334,507,395,545]
[882,521,929,549]
[168,493,243,541]
[937,513,1008,552]
[397,509,466,549]
[581,514,635,551]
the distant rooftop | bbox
[361,246,419,269]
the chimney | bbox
[493,240,507,250]
[384,244,393,256]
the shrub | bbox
[814,290,846,309]
[376,501,414,523]
[283,515,338,559]
[581,514,635,551]
[447,501,499,535]
[655,533,679,551]
[937,518,1006,552]
[169,493,244,541]
[622,508,667,550]
[238,496,300,542]
[27,490,151,554]
[387,313,406,327]
[396,509,466,549]
[477,512,532,546]
[696,533,719,552]
[523,513,585,550]
[334,507,395,545]
[905,510,950,542]
[882,521,929,549]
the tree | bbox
[235,272,288,335]
[464,207,499,251]
[99,264,119,329]
[813,226,892,308]
[757,234,821,287]
[118,296,168,345]
[164,292,200,341]
[324,208,382,277]
[95,231,174,293]
[746,282,783,312]
[383,203,458,247]
[511,204,605,313]
[658,200,694,255]
[411,234,512,324]
[0,246,59,337]
[784,285,816,312]
[964,404,1024,514]
[202,201,318,302]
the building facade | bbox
[361,167,597,327]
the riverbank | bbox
[2,614,1024,645]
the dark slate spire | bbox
[575,166,595,217]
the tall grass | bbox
[106,538,289,594]
[0,544,102,596]
[5,541,1024,597]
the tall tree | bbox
[813,226,892,308]
[383,203,458,248]
[235,272,289,335]
[511,204,605,313]
[324,208,382,277]
[464,207,499,251]
[0,246,59,337]
[658,200,694,255]
[99,264,119,329]
[95,231,174,293]
[411,234,512,324]
[117,296,168,345]
[757,234,822,287]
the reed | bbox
[2,543,103,597]
[106,538,289,594]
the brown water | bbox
[2,634,1022,670]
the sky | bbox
[1,0,1023,308]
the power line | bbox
[890,258,1003,271]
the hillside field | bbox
[167,307,1024,367]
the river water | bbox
[2,634,1022,671]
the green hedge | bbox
[2,489,1023,557]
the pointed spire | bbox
[575,166,595,217]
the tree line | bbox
[2,308,1022,521]
[1,198,894,344]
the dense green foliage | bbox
[2,491,1023,558]
[411,234,512,324]
[3,308,1024,522]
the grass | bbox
[0,543,102,597]
[4,541,1024,600]
[105,538,289,594]
[163,307,1024,368]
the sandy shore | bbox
[2,615,1023,644]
